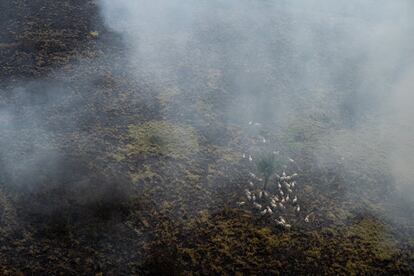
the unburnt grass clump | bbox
[114,121,199,161]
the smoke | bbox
[387,68,414,200]
[97,0,414,204]
[0,83,64,188]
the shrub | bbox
[256,153,278,190]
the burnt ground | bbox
[0,1,413,275]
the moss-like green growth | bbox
[346,217,397,261]
[118,121,199,160]
[131,165,156,183]
[157,86,181,107]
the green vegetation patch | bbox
[157,86,182,107]
[118,121,199,160]
[346,217,397,261]
[131,165,156,183]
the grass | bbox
[346,217,397,261]
[131,165,156,183]
[115,121,199,160]
[157,86,182,107]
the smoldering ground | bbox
[0,0,412,238]
[99,0,414,205]
[0,71,137,233]
[0,0,413,273]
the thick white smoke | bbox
[98,0,414,200]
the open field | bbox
[0,1,413,274]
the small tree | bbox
[256,153,278,191]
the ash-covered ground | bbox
[0,0,413,275]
